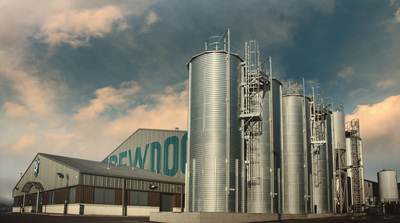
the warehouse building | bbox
[12,129,186,216]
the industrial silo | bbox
[282,94,311,214]
[247,78,282,213]
[186,31,243,212]
[331,110,348,213]
[311,108,333,214]
[378,169,399,203]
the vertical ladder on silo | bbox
[240,40,266,186]
[349,119,362,213]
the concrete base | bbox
[149,212,337,223]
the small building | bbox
[12,153,184,216]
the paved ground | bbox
[269,214,400,223]
[0,212,399,223]
[0,213,150,223]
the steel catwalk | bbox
[187,50,243,212]
[282,94,311,214]
[247,79,282,213]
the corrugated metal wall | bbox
[103,129,187,180]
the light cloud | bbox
[36,6,126,47]
[146,11,159,25]
[73,81,141,121]
[376,79,396,88]
[0,51,57,117]
[338,67,354,78]
[346,95,400,167]
[105,80,188,138]
[3,101,29,118]
[13,134,36,153]
[394,8,400,22]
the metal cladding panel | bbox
[13,154,80,197]
[282,95,310,214]
[378,170,399,202]
[103,129,187,180]
[188,51,242,212]
[247,79,282,213]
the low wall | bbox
[13,204,181,217]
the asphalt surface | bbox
[0,213,150,223]
[0,212,399,223]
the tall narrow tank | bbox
[247,78,282,213]
[378,169,399,202]
[282,94,311,214]
[186,36,243,212]
[312,109,333,214]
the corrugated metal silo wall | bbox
[282,94,311,214]
[103,129,187,181]
[247,79,282,213]
[187,51,242,212]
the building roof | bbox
[39,153,184,184]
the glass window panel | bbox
[129,191,147,206]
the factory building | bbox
[13,30,369,219]
[12,129,186,216]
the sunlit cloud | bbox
[146,11,159,25]
[36,6,127,47]
[346,95,400,155]
[394,8,400,22]
[72,81,141,121]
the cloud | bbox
[345,95,400,160]
[394,8,400,22]
[73,81,141,121]
[3,101,29,118]
[376,79,396,88]
[146,11,159,25]
[0,51,57,117]
[105,80,188,138]
[36,6,127,47]
[338,67,354,78]
[13,134,36,153]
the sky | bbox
[0,0,399,204]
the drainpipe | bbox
[122,178,126,216]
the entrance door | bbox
[160,194,173,212]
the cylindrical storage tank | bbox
[312,109,333,214]
[332,110,346,208]
[378,169,399,202]
[332,111,346,151]
[282,94,311,214]
[247,78,282,213]
[187,42,243,212]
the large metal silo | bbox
[247,78,282,213]
[282,94,311,214]
[186,33,243,212]
[378,169,399,202]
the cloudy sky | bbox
[1,0,399,204]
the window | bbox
[94,188,115,204]
[69,187,76,203]
[130,191,147,206]
[49,191,55,204]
